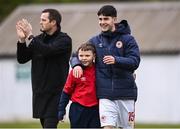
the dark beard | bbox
[40,29,44,32]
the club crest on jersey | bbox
[116,41,123,48]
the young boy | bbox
[58,43,100,128]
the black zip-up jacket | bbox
[17,30,72,118]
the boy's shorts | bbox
[69,102,100,128]
[99,99,135,129]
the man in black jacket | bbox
[16,9,72,128]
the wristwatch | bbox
[28,34,34,40]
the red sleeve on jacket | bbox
[63,70,75,95]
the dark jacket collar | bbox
[101,20,131,38]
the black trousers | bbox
[40,117,59,128]
[69,102,101,128]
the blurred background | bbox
[0,0,180,127]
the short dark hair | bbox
[97,5,117,17]
[42,8,61,29]
[77,42,96,54]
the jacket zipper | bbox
[107,46,114,92]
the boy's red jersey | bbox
[63,64,98,107]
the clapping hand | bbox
[21,19,33,38]
[16,19,33,42]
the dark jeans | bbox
[69,102,101,128]
[40,117,59,128]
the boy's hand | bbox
[73,66,83,78]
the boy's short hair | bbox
[97,5,117,17]
[77,42,96,54]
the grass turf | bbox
[0,122,180,128]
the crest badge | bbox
[116,41,123,48]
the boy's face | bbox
[78,50,95,67]
[98,15,116,32]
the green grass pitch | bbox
[0,121,180,128]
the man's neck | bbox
[47,26,58,35]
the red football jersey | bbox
[63,64,98,107]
